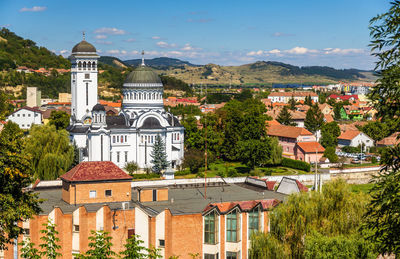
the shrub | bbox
[281,157,311,172]
[131,173,160,180]
[216,170,226,178]
[324,146,338,163]
[342,146,360,154]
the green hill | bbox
[0,28,70,70]
[98,56,128,68]
[124,57,199,68]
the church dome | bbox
[72,40,97,53]
[92,103,105,112]
[124,66,162,84]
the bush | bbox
[216,170,226,178]
[183,149,204,174]
[227,168,238,177]
[281,157,311,172]
[130,173,160,180]
[175,170,191,176]
[371,156,377,163]
[324,146,338,163]
[342,146,360,154]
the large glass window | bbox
[204,211,218,244]
[226,252,238,259]
[226,210,239,242]
[204,254,218,259]
[248,207,260,236]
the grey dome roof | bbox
[124,66,162,84]
[140,117,163,129]
[72,40,96,53]
[92,103,105,112]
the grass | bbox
[349,183,374,194]
[342,162,380,168]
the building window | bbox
[121,135,124,143]
[141,135,144,143]
[117,152,120,163]
[125,151,128,162]
[248,207,260,236]
[127,229,135,238]
[204,211,217,244]
[86,83,89,106]
[89,190,97,198]
[105,190,112,197]
[85,73,90,79]
[22,114,25,117]
[152,189,157,201]
[28,114,31,117]
[17,114,20,117]
[159,239,165,247]
[113,136,116,143]
[22,124,24,127]
[204,254,218,259]
[73,225,80,232]
[125,135,127,142]
[23,228,30,236]
[226,210,239,242]
[226,251,238,259]
[110,152,112,161]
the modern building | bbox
[338,130,374,151]
[26,87,41,107]
[0,161,286,259]
[6,106,42,129]
[66,38,184,169]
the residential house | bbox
[1,161,286,259]
[376,132,400,147]
[338,130,374,151]
[267,91,318,104]
[294,141,325,163]
[328,94,358,102]
[6,106,42,129]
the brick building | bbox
[1,162,285,259]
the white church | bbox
[67,38,185,169]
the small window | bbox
[152,189,157,201]
[204,254,217,259]
[105,190,112,197]
[113,136,116,143]
[89,190,97,198]
[85,73,90,79]
[22,114,25,117]
[28,114,31,117]
[73,225,79,232]
[125,151,128,162]
[23,228,30,236]
[17,114,20,117]
[117,152,120,163]
[159,239,165,247]
[125,135,127,142]
[127,229,135,239]
[22,124,24,127]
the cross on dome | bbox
[82,31,85,41]
[141,50,145,66]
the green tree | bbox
[70,141,80,170]
[276,106,296,126]
[181,116,202,150]
[268,137,283,165]
[20,238,40,259]
[323,146,338,163]
[237,138,271,169]
[361,121,390,142]
[49,110,70,130]
[79,230,116,259]
[362,2,400,255]
[124,161,138,175]
[249,233,286,259]
[305,95,313,106]
[304,104,324,133]
[0,122,41,250]
[320,121,341,148]
[150,135,169,174]
[120,234,147,259]
[0,90,13,120]
[25,124,74,180]
[39,220,61,259]
[183,149,204,174]
[288,96,297,110]
[148,246,162,259]
[333,102,344,120]
[235,88,252,102]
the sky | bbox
[0,0,391,69]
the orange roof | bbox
[338,130,361,140]
[267,125,313,139]
[376,132,400,146]
[61,161,132,182]
[267,119,281,126]
[269,91,318,97]
[296,141,325,153]
[324,114,334,122]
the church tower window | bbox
[117,152,120,162]
[87,62,91,70]
[86,83,89,105]
[78,61,82,70]
[113,136,116,143]
[83,61,86,70]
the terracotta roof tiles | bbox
[296,141,325,153]
[338,130,361,140]
[267,125,313,139]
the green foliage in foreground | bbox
[249,180,376,258]
[281,157,310,172]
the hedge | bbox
[282,157,311,172]
[131,173,160,179]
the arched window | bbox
[151,136,154,143]
[130,93,133,100]
[83,61,86,69]
[144,93,147,100]
[177,133,179,140]
[87,61,91,70]
[78,61,82,70]
[92,62,96,69]
[139,93,141,100]
[134,93,137,99]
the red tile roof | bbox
[203,199,280,214]
[60,161,132,182]
[338,130,361,140]
[376,132,400,146]
[296,141,325,153]
[295,180,308,192]
[12,106,42,114]
[265,181,276,191]
[267,125,313,139]
[329,94,358,101]
[324,114,334,123]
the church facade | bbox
[67,39,184,169]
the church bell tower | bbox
[70,32,99,123]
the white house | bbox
[337,130,374,151]
[267,91,318,103]
[7,106,42,129]
[67,38,184,169]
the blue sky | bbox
[0,0,390,69]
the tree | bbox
[305,95,313,106]
[20,238,40,259]
[0,122,41,250]
[276,106,296,126]
[362,2,400,256]
[323,146,338,163]
[0,90,13,120]
[235,88,252,102]
[250,180,375,258]
[150,135,169,174]
[237,138,271,169]
[49,110,70,130]
[120,234,147,259]
[181,116,203,150]
[124,161,138,175]
[288,96,297,110]
[320,121,341,148]
[183,149,204,174]
[25,124,74,180]
[334,102,344,120]
[304,104,324,133]
[361,121,390,142]
[39,220,61,259]
[79,230,116,259]
[148,246,162,259]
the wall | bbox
[7,109,42,129]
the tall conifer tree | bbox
[150,135,169,174]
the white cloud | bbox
[60,50,69,55]
[106,49,121,55]
[19,6,47,12]
[156,41,176,48]
[95,40,113,45]
[181,43,202,51]
[272,32,294,37]
[323,48,364,55]
[285,46,314,54]
[247,50,265,56]
[124,38,136,42]
[151,36,161,40]
[95,35,107,39]
[94,27,126,35]
[268,49,281,54]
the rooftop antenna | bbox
[82,31,85,41]
[141,50,145,66]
